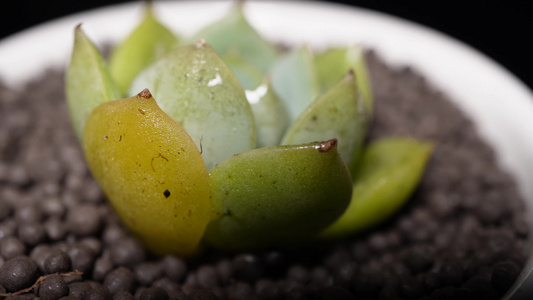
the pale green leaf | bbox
[270,46,320,123]
[246,77,290,148]
[130,40,256,170]
[189,3,280,74]
[65,25,121,141]
[109,4,179,95]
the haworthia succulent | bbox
[109,4,179,95]
[65,25,122,141]
[318,137,434,240]
[282,70,367,174]
[130,40,257,171]
[204,139,352,251]
[66,2,436,256]
[83,89,211,257]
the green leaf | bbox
[270,46,320,123]
[109,4,179,95]
[318,137,434,240]
[222,50,263,90]
[221,51,288,147]
[281,70,367,174]
[65,25,122,141]
[130,40,256,170]
[189,3,280,74]
[204,139,352,251]
[246,77,290,148]
[314,46,373,116]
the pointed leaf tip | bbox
[137,88,152,99]
[347,68,355,78]
[196,38,207,48]
[319,139,337,153]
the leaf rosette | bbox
[65,3,433,255]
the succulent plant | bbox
[65,3,433,256]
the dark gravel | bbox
[0,256,38,292]
[38,274,69,300]
[0,51,530,299]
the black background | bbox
[1,1,532,91]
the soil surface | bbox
[0,51,529,300]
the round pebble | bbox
[110,238,145,268]
[66,204,102,236]
[152,277,181,294]
[103,267,136,296]
[334,262,357,289]
[58,296,78,300]
[196,265,218,289]
[68,281,90,298]
[287,265,309,283]
[438,260,464,286]
[40,197,66,217]
[44,217,67,241]
[17,222,46,246]
[85,282,111,300]
[0,256,38,292]
[187,289,219,300]
[102,225,128,245]
[139,286,169,300]
[15,205,43,224]
[1,236,26,260]
[162,255,187,282]
[44,250,71,274]
[255,279,281,300]
[402,244,435,273]
[79,237,103,256]
[311,267,332,286]
[232,254,264,283]
[29,244,53,273]
[134,262,163,286]
[0,220,16,243]
[92,258,114,282]
[39,274,69,300]
[113,291,134,300]
[0,199,13,221]
[9,165,30,187]
[67,244,96,273]
[215,259,233,285]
